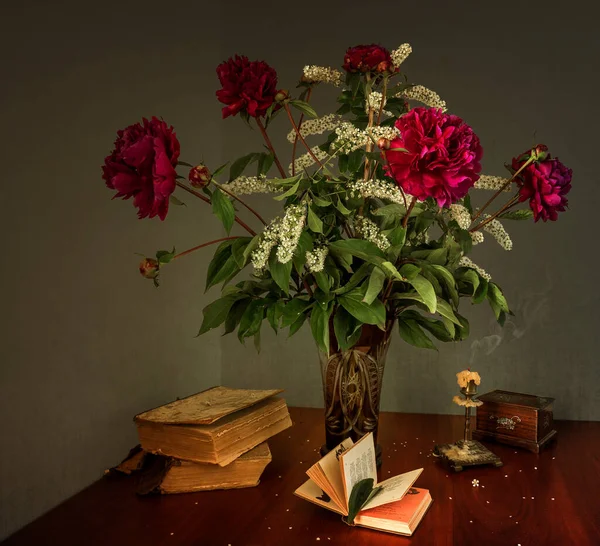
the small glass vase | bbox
[319,321,394,465]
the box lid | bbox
[134,386,283,425]
[477,390,554,409]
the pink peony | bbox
[102,117,180,220]
[385,107,483,208]
[512,147,572,222]
[216,55,279,119]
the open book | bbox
[294,433,432,536]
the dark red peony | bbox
[385,107,483,208]
[512,147,572,222]
[343,44,394,73]
[102,117,180,220]
[216,55,279,119]
[139,258,159,279]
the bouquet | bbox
[102,43,572,355]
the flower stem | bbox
[363,75,375,181]
[256,118,286,178]
[291,88,313,176]
[471,158,534,223]
[175,181,257,236]
[283,103,325,170]
[173,237,241,260]
[212,180,267,225]
[376,76,388,126]
[402,197,417,228]
[470,195,519,232]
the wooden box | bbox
[473,390,557,453]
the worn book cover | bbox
[134,387,291,466]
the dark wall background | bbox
[1,0,597,540]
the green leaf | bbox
[314,271,331,294]
[237,299,265,342]
[310,302,332,354]
[454,229,473,255]
[289,313,307,337]
[399,263,421,280]
[231,237,253,268]
[430,265,459,308]
[379,261,403,280]
[333,306,360,351]
[268,252,293,295]
[273,179,301,201]
[335,197,352,216]
[224,298,251,335]
[169,195,186,207]
[307,206,324,233]
[242,235,260,267]
[329,239,385,264]
[229,152,259,181]
[266,300,284,333]
[312,195,332,207]
[212,162,228,178]
[473,277,489,304]
[348,149,364,172]
[205,241,238,291]
[211,189,235,234]
[257,153,275,176]
[334,262,373,295]
[398,319,437,350]
[363,267,385,305]
[156,247,176,265]
[499,209,534,221]
[400,310,453,342]
[456,268,480,296]
[289,99,318,119]
[197,295,241,335]
[407,275,437,313]
[281,298,311,328]
[487,282,509,320]
[293,231,314,273]
[436,298,462,326]
[346,479,379,525]
[338,293,385,328]
[373,204,406,228]
[338,153,349,173]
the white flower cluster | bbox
[347,179,408,205]
[402,85,447,112]
[391,43,412,68]
[220,175,279,196]
[251,217,281,271]
[474,175,512,192]
[303,65,344,86]
[333,122,399,154]
[276,204,307,263]
[482,216,512,251]
[288,145,330,175]
[305,246,328,273]
[470,231,484,245]
[449,204,471,230]
[366,92,392,117]
[458,256,491,281]
[355,216,390,251]
[286,114,342,143]
[251,204,307,271]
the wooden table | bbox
[3,408,599,545]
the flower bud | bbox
[188,164,211,188]
[139,258,159,279]
[274,89,289,102]
[376,60,392,73]
[532,144,549,162]
[377,137,391,150]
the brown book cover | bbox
[134,387,291,466]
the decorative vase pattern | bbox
[319,322,393,456]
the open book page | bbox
[294,479,346,516]
[362,468,423,510]
[339,433,377,505]
[306,438,353,511]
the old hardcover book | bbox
[134,387,291,466]
[294,433,432,536]
[136,442,272,494]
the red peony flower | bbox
[343,44,394,73]
[385,107,483,208]
[102,117,180,220]
[189,164,211,188]
[216,55,279,119]
[512,147,572,222]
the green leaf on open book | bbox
[345,478,383,525]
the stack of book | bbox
[113,386,292,494]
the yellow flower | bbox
[456,369,482,388]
